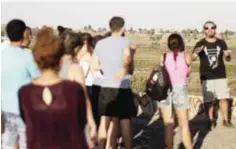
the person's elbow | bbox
[191,55,197,61]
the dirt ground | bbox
[132,113,236,149]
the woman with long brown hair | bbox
[58,31,97,148]
[76,33,96,98]
[74,33,104,128]
[158,33,193,149]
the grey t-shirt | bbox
[93,36,131,88]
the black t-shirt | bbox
[193,38,227,80]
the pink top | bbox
[165,52,188,86]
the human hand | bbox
[194,45,204,54]
[88,122,97,149]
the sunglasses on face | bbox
[204,26,216,30]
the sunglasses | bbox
[204,26,216,30]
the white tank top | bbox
[80,61,103,86]
[80,61,92,86]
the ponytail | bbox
[173,51,178,61]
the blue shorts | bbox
[1,112,26,149]
[158,85,189,109]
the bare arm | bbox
[90,55,102,72]
[121,44,137,74]
[69,64,96,128]
[192,52,198,61]
[185,52,192,77]
[160,54,164,66]
[115,46,133,80]
[192,45,204,61]
[123,46,133,73]
[128,44,136,74]
[220,40,231,62]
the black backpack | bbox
[145,53,171,101]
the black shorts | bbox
[86,85,100,127]
[98,87,137,119]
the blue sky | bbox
[1,1,236,31]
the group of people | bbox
[0,17,234,149]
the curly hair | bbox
[33,27,64,71]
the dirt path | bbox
[132,114,236,149]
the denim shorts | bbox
[1,112,26,149]
[158,85,189,109]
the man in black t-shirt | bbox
[192,21,233,129]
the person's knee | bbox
[163,118,174,126]
[179,122,190,131]
[178,117,190,131]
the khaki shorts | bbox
[201,78,230,103]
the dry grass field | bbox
[127,34,236,149]
[126,34,236,96]
[1,27,235,96]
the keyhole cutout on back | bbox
[42,87,53,106]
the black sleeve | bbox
[220,40,228,51]
[193,40,204,53]
[18,88,25,123]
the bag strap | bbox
[161,52,167,67]
[84,62,91,78]
[79,60,91,79]
[163,52,173,91]
[77,52,92,79]
[163,53,167,65]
